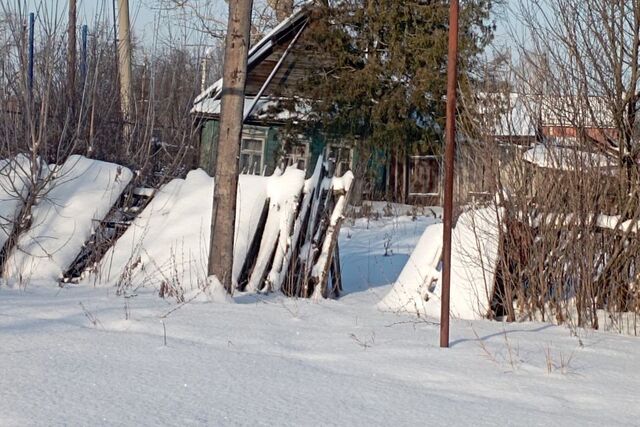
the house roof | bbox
[523,143,617,171]
[478,92,616,139]
[191,95,311,122]
[476,92,537,137]
[192,5,312,118]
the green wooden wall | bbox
[198,118,358,178]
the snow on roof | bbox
[193,6,310,106]
[476,92,537,137]
[498,93,537,137]
[539,95,614,128]
[190,96,311,122]
[523,143,617,171]
[478,92,616,138]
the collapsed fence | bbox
[0,151,353,301]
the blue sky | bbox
[19,0,226,47]
[20,1,511,50]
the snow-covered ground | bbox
[1,216,639,426]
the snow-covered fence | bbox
[81,159,353,299]
[0,155,133,286]
[238,158,354,298]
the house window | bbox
[240,137,264,175]
[282,142,310,171]
[408,155,441,196]
[326,144,353,176]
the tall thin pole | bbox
[208,0,254,291]
[27,12,34,95]
[112,0,119,74]
[116,0,133,146]
[81,24,88,86]
[68,0,77,112]
[440,0,460,349]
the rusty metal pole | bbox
[440,0,460,349]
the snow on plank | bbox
[4,155,133,284]
[379,207,501,320]
[245,167,305,293]
[87,169,270,293]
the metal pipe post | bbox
[28,12,34,95]
[81,24,88,85]
[440,0,460,349]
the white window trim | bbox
[326,144,354,175]
[240,136,266,174]
[283,140,310,170]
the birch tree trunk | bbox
[208,0,254,292]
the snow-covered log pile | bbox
[2,155,133,285]
[378,207,501,320]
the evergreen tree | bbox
[284,0,496,165]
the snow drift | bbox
[87,167,305,293]
[379,207,501,320]
[4,155,133,284]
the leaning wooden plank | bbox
[236,197,270,291]
[263,188,302,293]
[246,167,305,292]
[311,171,354,299]
[300,185,333,297]
[297,162,330,296]
[266,157,323,293]
[329,243,342,299]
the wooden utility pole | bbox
[440,0,460,349]
[67,0,77,113]
[208,0,254,291]
[116,0,133,145]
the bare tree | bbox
[456,0,640,333]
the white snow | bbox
[380,207,501,320]
[378,222,443,314]
[523,143,616,171]
[86,169,270,291]
[4,155,132,285]
[477,92,537,137]
[1,214,639,426]
[87,168,306,293]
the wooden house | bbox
[191,6,452,205]
[191,8,354,179]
